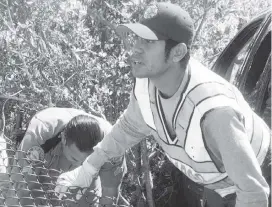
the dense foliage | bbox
[0,0,270,206]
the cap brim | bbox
[116,23,167,40]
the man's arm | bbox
[98,156,127,205]
[201,107,269,207]
[86,92,152,170]
[55,93,152,191]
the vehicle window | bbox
[243,31,271,93]
[226,39,253,84]
[211,17,266,80]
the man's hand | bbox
[54,173,70,200]
[54,163,99,199]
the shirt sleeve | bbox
[24,107,85,147]
[19,107,87,153]
[13,116,53,174]
[19,118,51,151]
[11,118,51,185]
[85,92,152,170]
[201,107,270,207]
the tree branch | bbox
[129,143,143,207]
[0,14,14,32]
[89,9,118,31]
[82,0,123,39]
[103,1,130,21]
[5,0,15,31]
[141,139,155,207]
[37,66,55,86]
[62,72,78,86]
[0,95,27,103]
[64,84,104,118]
[0,1,7,8]
[0,99,8,135]
[192,0,209,44]
[192,0,223,44]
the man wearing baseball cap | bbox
[55,2,271,207]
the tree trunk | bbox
[129,143,144,207]
[141,138,155,207]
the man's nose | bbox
[131,38,144,55]
[125,43,143,58]
[132,45,143,54]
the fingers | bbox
[54,185,68,199]
[54,185,87,201]
[76,188,87,200]
[54,172,72,199]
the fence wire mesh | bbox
[0,137,130,207]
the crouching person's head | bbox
[61,115,103,167]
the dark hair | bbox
[62,115,103,152]
[164,39,191,67]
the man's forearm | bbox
[55,93,151,192]
[87,116,147,169]
[100,186,119,206]
[86,94,151,169]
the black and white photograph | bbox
[0,0,271,206]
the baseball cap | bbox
[117,2,195,47]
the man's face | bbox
[125,33,170,79]
[62,140,91,167]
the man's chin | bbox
[132,72,147,79]
[132,68,148,78]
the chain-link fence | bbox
[0,136,131,207]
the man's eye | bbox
[145,39,155,44]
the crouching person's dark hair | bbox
[62,115,103,152]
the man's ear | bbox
[171,43,187,63]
